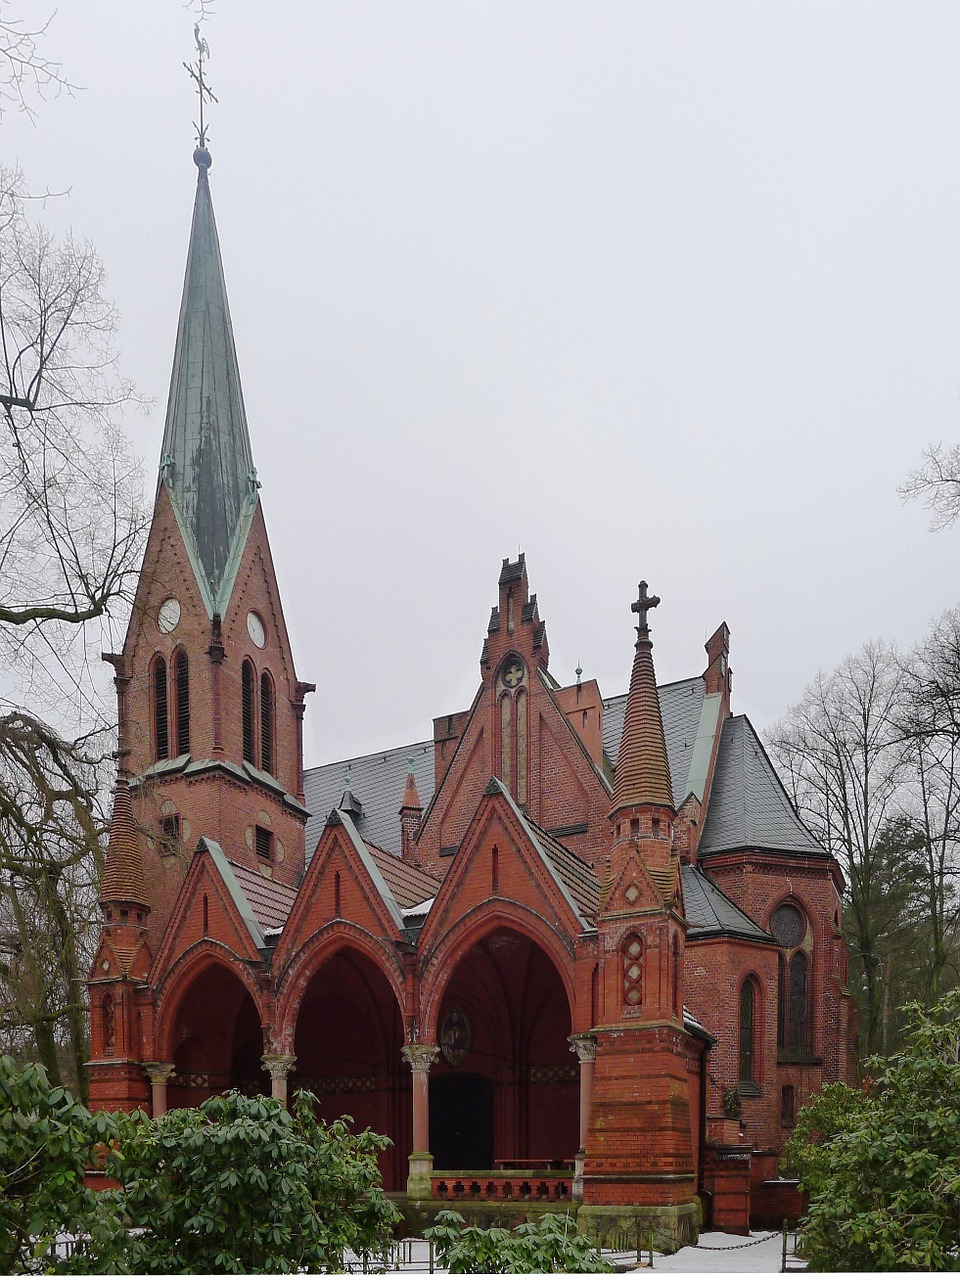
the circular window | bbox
[771,903,805,948]
[157,597,181,634]
[247,610,266,648]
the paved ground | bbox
[347,1228,804,1274]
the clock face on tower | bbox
[157,597,181,634]
[502,659,524,689]
[247,610,266,649]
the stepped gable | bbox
[681,863,773,941]
[159,148,258,615]
[699,716,826,858]
[100,775,149,909]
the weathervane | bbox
[184,23,218,149]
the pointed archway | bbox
[429,926,577,1172]
[292,945,409,1191]
[164,960,266,1108]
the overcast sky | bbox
[8,1,960,769]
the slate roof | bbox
[681,864,773,942]
[304,740,434,866]
[228,860,297,933]
[698,716,826,858]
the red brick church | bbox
[87,146,854,1244]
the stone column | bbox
[401,1043,439,1197]
[144,1061,176,1117]
[568,1034,597,1201]
[261,1052,297,1105]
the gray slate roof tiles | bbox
[681,864,773,942]
[698,716,826,859]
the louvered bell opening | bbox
[260,673,274,775]
[154,657,169,760]
[255,825,273,860]
[242,661,256,764]
[175,651,190,755]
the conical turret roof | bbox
[611,583,675,813]
[100,774,149,909]
[159,149,258,616]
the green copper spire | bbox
[159,149,258,617]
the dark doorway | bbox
[430,1073,494,1170]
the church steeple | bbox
[159,148,258,617]
[611,582,674,814]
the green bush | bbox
[112,1090,400,1273]
[0,1056,122,1274]
[786,990,960,1271]
[424,1208,612,1273]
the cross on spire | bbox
[631,580,661,635]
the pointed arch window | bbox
[622,934,643,1009]
[739,979,756,1085]
[260,671,274,776]
[153,656,169,760]
[174,650,190,756]
[242,660,256,764]
[672,933,681,1017]
[772,902,811,1059]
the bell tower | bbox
[99,143,313,944]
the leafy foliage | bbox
[786,992,960,1271]
[110,1090,399,1274]
[424,1209,612,1274]
[0,1055,119,1274]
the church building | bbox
[87,145,854,1244]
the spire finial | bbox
[631,580,661,638]
[184,22,218,166]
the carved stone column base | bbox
[572,1147,586,1202]
[406,1150,435,1198]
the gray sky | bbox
[8,1,960,768]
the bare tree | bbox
[896,609,960,1003]
[769,642,912,1057]
[898,441,960,532]
[0,712,108,1094]
[0,2,76,120]
[0,167,147,710]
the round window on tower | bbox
[157,597,181,634]
[770,903,805,948]
[247,610,266,648]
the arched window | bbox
[174,650,190,756]
[772,902,811,1058]
[788,952,809,1053]
[622,934,643,1009]
[260,671,274,775]
[739,980,756,1084]
[241,660,256,764]
[153,656,169,760]
[102,992,116,1049]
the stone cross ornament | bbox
[631,580,661,635]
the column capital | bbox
[261,1052,297,1081]
[402,1042,440,1073]
[143,1060,176,1086]
[568,1033,597,1063]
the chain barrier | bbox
[690,1230,781,1250]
